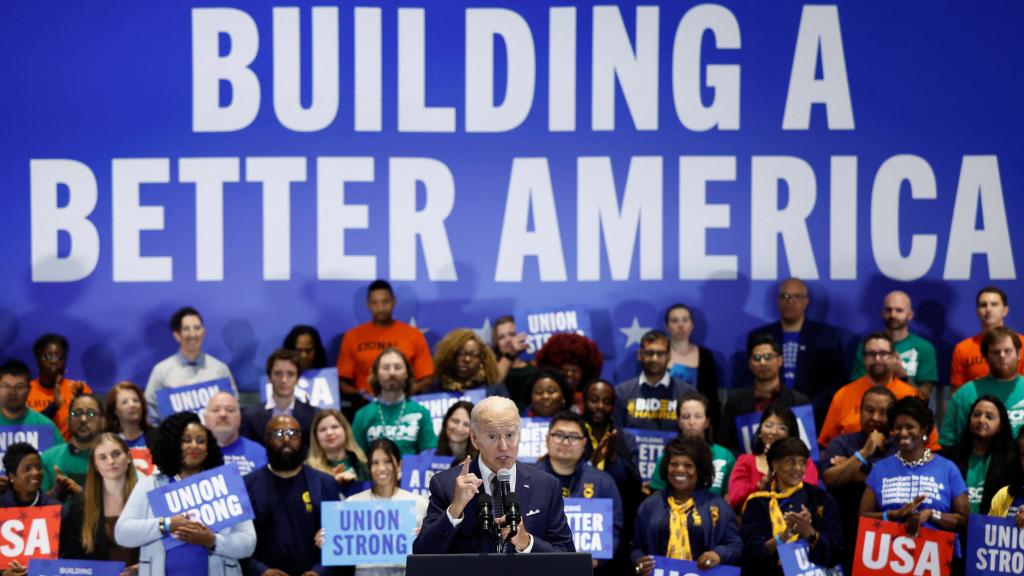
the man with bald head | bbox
[850,291,937,400]
[747,278,846,425]
[414,396,574,555]
[204,391,266,476]
[243,415,340,576]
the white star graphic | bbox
[619,317,651,349]
[408,317,430,335]
[473,318,493,346]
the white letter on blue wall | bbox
[673,4,741,131]
[398,9,455,132]
[592,6,659,131]
[495,158,567,282]
[871,155,937,281]
[317,157,376,280]
[466,9,536,132]
[247,157,307,281]
[751,156,819,280]
[830,156,858,280]
[192,8,260,132]
[112,159,172,282]
[782,5,854,130]
[180,158,239,282]
[577,156,663,281]
[944,156,1016,280]
[354,7,382,132]
[680,156,737,280]
[548,7,577,132]
[389,158,457,281]
[272,7,340,132]
[30,160,99,282]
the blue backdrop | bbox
[1,1,1021,393]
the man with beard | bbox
[243,415,340,576]
[942,327,1024,446]
[820,387,897,574]
[41,393,103,493]
[613,331,696,431]
[850,291,938,400]
[205,391,267,476]
[818,332,924,448]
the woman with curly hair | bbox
[534,333,604,410]
[431,328,506,395]
[115,412,255,576]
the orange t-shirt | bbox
[818,376,921,448]
[950,332,1024,392]
[336,321,434,395]
[27,377,92,441]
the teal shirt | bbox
[352,399,438,456]
[41,442,90,492]
[940,375,1024,448]
[851,332,938,385]
[0,408,66,450]
[648,442,735,497]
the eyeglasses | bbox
[641,349,668,358]
[778,292,807,302]
[864,351,891,359]
[69,409,100,420]
[550,432,585,444]
[270,428,301,438]
[751,353,778,363]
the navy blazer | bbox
[239,400,317,447]
[242,465,341,576]
[413,460,575,555]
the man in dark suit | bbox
[241,349,317,447]
[747,278,846,427]
[613,331,697,431]
[413,396,574,554]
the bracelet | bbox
[158,517,165,535]
[775,534,784,546]
[164,516,172,535]
[853,451,869,466]
[882,511,889,522]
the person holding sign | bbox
[0,443,60,508]
[352,348,437,456]
[344,438,428,575]
[946,395,1017,514]
[664,304,721,436]
[60,433,139,570]
[283,325,328,373]
[28,333,92,441]
[988,427,1024,526]
[240,349,316,449]
[537,411,623,572]
[115,412,256,576]
[648,392,734,499]
[739,437,842,576]
[0,361,64,448]
[307,409,369,496]
[413,396,574,554]
[144,307,237,426]
[632,436,741,576]
[727,404,818,512]
[105,382,155,449]
[860,397,968,542]
[244,415,339,576]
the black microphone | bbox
[496,469,521,537]
[476,492,493,533]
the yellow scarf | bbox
[745,482,804,543]
[584,423,610,470]
[666,496,702,560]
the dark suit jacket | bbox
[413,460,575,555]
[747,320,846,426]
[242,465,341,576]
[239,400,317,446]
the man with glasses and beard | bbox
[243,415,340,576]
[41,393,104,495]
[614,331,696,431]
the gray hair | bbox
[470,396,519,433]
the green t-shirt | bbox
[966,451,990,515]
[648,442,735,497]
[939,375,1024,448]
[41,442,90,492]
[851,332,938,385]
[352,399,438,456]
[0,408,66,450]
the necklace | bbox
[896,448,932,467]
[376,400,408,429]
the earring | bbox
[922,435,927,441]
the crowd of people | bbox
[1,278,1023,576]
